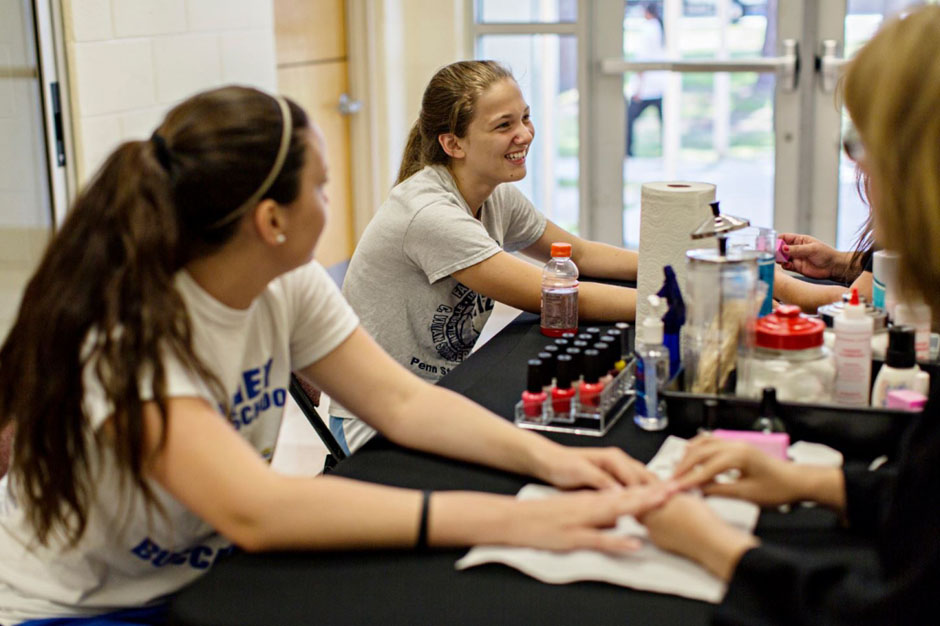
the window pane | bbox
[622,0,775,248]
[0,1,54,340]
[477,34,579,233]
[836,0,938,250]
[476,0,576,24]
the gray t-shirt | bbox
[332,165,545,450]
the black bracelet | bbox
[416,489,432,551]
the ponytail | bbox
[396,121,426,185]
[0,140,221,545]
[0,86,306,546]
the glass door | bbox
[471,0,581,233]
[590,0,803,247]
[618,0,781,246]
[0,0,67,340]
[470,0,934,252]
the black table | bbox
[169,313,854,626]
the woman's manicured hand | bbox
[537,445,658,490]
[500,485,671,553]
[672,436,802,506]
[778,232,849,281]
[638,492,758,580]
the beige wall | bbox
[373,0,467,193]
[274,0,353,267]
[57,0,469,232]
[62,0,278,183]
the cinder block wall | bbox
[63,0,278,183]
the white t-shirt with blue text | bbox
[0,262,358,623]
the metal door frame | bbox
[464,0,852,246]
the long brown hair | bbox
[0,86,309,546]
[396,60,513,184]
[842,5,940,313]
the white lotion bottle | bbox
[893,300,932,362]
[871,325,930,407]
[834,287,874,406]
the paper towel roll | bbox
[635,182,716,329]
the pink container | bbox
[712,429,790,460]
[885,389,927,412]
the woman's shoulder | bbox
[386,166,469,218]
[395,165,458,197]
[267,261,337,301]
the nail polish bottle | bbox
[614,322,632,358]
[542,343,560,366]
[751,387,785,433]
[552,354,576,419]
[572,339,590,362]
[561,332,577,340]
[536,351,555,391]
[593,341,614,385]
[576,333,594,344]
[522,359,547,419]
[605,328,628,373]
[579,349,606,409]
[585,326,603,340]
[565,347,584,385]
[553,338,570,352]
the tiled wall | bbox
[63,0,278,183]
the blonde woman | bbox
[638,8,940,623]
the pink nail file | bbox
[775,238,789,264]
[885,389,928,412]
[712,429,790,460]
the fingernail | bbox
[783,245,789,252]
[623,538,642,550]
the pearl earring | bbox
[275,233,287,244]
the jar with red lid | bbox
[736,304,836,403]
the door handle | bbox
[338,93,363,116]
[818,39,848,94]
[601,38,800,92]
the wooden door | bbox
[274,0,353,269]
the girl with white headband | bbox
[0,86,663,624]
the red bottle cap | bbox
[550,242,572,257]
[754,304,825,350]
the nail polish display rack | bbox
[514,359,637,437]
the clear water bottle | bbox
[540,242,579,337]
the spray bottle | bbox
[635,295,670,431]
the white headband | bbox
[208,95,293,230]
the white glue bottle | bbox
[834,287,873,406]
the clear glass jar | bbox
[737,345,835,404]
[683,248,759,394]
[736,304,835,404]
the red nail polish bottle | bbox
[579,349,606,408]
[522,359,547,418]
[552,354,576,415]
